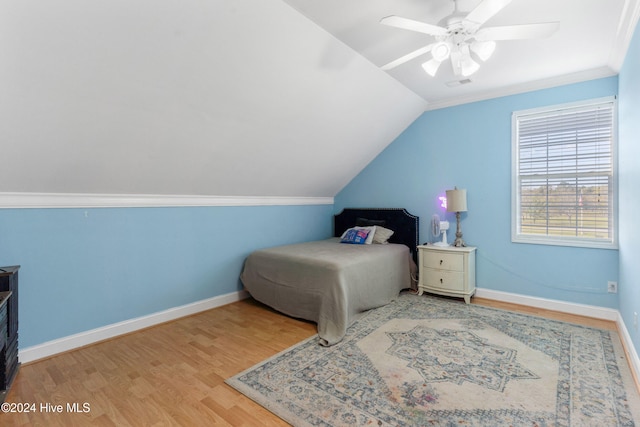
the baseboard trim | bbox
[475,287,640,389]
[474,288,619,320]
[615,311,640,393]
[19,290,250,364]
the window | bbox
[512,97,617,249]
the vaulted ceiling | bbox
[285,0,639,110]
[1,0,637,199]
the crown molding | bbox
[608,0,640,71]
[424,67,618,111]
[0,192,334,209]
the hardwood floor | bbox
[0,294,621,426]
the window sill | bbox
[511,234,618,250]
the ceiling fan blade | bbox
[381,44,435,70]
[380,16,448,36]
[465,0,512,25]
[475,22,560,41]
[470,40,496,61]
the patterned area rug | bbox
[226,293,640,426]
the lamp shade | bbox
[422,58,442,77]
[431,41,451,62]
[446,188,467,212]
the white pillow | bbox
[372,226,394,244]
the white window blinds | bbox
[512,98,616,248]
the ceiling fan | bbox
[380,0,559,78]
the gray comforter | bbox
[240,238,414,345]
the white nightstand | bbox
[417,245,476,304]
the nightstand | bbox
[417,245,476,304]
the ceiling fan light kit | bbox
[457,44,480,76]
[422,59,442,77]
[432,42,452,61]
[461,58,480,77]
[380,0,559,79]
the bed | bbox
[240,208,419,345]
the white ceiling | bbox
[0,0,426,198]
[284,0,640,110]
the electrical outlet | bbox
[608,281,618,293]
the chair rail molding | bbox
[0,192,334,209]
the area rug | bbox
[226,293,640,426]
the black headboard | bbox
[334,208,419,262]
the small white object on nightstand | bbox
[417,245,476,304]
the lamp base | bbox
[453,211,466,247]
[452,236,466,247]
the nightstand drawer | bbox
[422,252,463,271]
[422,269,465,292]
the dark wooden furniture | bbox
[0,291,12,403]
[0,266,19,402]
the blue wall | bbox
[618,22,640,351]
[0,204,333,347]
[336,77,620,308]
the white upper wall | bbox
[0,0,426,198]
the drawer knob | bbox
[440,259,443,265]
[440,278,443,283]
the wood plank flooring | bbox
[0,294,621,426]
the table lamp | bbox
[446,187,467,247]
